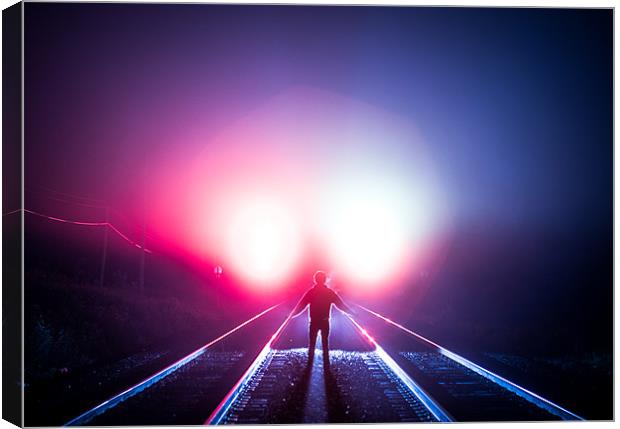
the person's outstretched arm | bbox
[291,291,310,318]
[333,291,356,317]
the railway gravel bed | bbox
[220,348,437,424]
[399,351,558,421]
[87,351,246,425]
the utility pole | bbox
[99,206,109,287]
[139,196,146,296]
[214,265,224,351]
[138,160,148,296]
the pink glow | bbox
[150,87,451,295]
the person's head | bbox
[313,270,327,286]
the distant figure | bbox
[292,270,355,363]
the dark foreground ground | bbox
[66,309,590,425]
[215,311,563,424]
[25,287,611,425]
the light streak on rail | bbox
[207,309,453,424]
[205,309,297,425]
[357,304,584,421]
[343,313,452,422]
[65,304,280,426]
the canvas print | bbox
[2,2,613,426]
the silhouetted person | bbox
[292,271,355,364]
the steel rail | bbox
[343,313,453,422]
[205,309,296,425]
[357,304,584,421]
[64,304,280,426]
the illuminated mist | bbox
[152,87,451,295]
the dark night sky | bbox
[25,5,612,226]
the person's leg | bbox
[308,323,319,363]
[321,322,330,364]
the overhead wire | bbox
[3,208,152,254]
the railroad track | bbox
[64,303,583,425]
[207,311,449,424]
[355,305,583,421]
